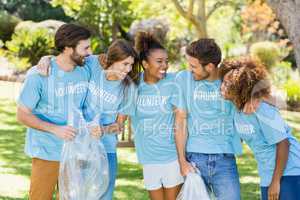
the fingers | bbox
[63,126,77,140]
[268,189,279,200]
[99,54,107,67]
[89,125,103,139]
[37,56,51,76]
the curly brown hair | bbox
[219,57,271,110]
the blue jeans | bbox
[101,153,118,200]
[186,152,241,200]
[261,175,300,200]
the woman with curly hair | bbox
[220,57,300,200]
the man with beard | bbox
[175,39,243,200]
[16,23,92,200]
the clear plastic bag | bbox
[177,170,211,200]
[59,109,109,200]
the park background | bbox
[0,0,299,199]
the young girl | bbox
[118,32,186,200]
[220,57,300,200]
[36,39,141,200]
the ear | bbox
[205,63,215,72]
[64,46,73,55]
[142,60,148,69]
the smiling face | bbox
[186,55,210,81]
[69,39,92,66]
[108,56,135,80]
[221,72,234,100]
[143,49,168,81]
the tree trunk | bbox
[196,0,208,38]
[171,0,207,38]
[266,0,300,73]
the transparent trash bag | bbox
[59,109,109,200]
[177,169,210,200]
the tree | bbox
[0,0,72,22]
[266,0,300,72]
[170,0,243,38]
[51,0,136,52]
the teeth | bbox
[159,70,165,73]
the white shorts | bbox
[142,160,184,190]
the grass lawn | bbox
[0,81,299,200]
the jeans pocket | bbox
[186,152,192,162]
[223,153,235,159]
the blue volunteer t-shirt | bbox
[124,73,186,164]
[18,58,90,161]
[234,101,300,186]
[83,55,128,153]
[176,70,242,155]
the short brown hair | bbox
[220,57,271,110]
[186,38,222,67]
[55,23,91,52]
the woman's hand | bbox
[103,123,124,134]
[37,55,52,76]
[88,125,103,139]
[268,179,280,200]
[98,53,107,67]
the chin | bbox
[157,73,166,80]
[192,75,201,81]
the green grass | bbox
[0,81,299,200]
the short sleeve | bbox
[17,69,42,110]
[171,72,187,110]
[170,77,186,110]
[118,84,137,116]
[257,103,288,145]
[85,55,102,76]
[82,83,98,122]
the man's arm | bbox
[174,108,195,176]
[17,105,76,140]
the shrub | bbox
[250,41,281,70]
[6,28,55,68]
[0,11,21,42]
[284,79,300,109]
[271,61,292,86]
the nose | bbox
[87,48,92,56]
[161,61,168,70]
[125,65,132,73]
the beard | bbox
[192,72,209,81]
[71,50,86,66]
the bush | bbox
[284,79,300,109]
[271,61,292,86]
[0,11,21,42]
[6,28,55,68]
[250,41,281,70]
[0,0,72,22]
[0,48,29,71]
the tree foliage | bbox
[52,0,136,52]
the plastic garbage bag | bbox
[176,169,210,200]
[59,108,109,200]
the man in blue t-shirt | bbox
[17,24,92,200]
[175,39,242,200]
